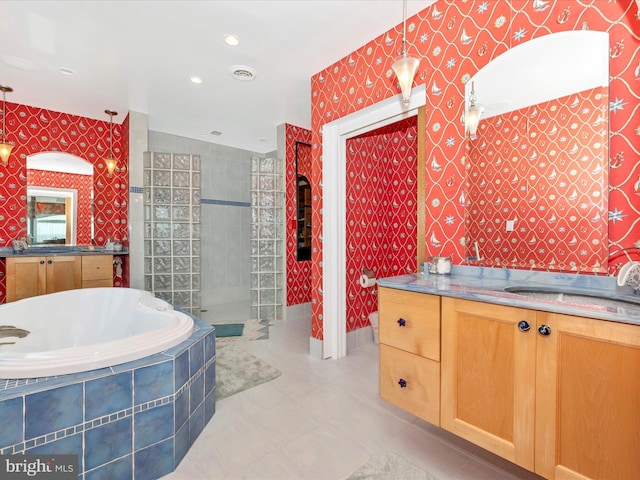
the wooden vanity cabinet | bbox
[378,287,441,425]
[535,312,640,480]
[81,255,113,288]
[441,297,537,471]
[6,255,82,302]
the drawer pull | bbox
[398,378,407,388]
[397,318,407,327]
[518,320,530,332]
[47,260,52,265]
[538,324,552,336]
[39,260,45,265]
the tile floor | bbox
[162,314,545,480]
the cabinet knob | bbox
[39,260,45,265]
[538,325,552,336]
[398,378,407,388]
[397,318,407,327]
[518,320,530,332]
[47,260,52,264]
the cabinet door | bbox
[6,257,46,302]
[82,255,113,288]
[441,298,536,471]
[45,256,81,294]
[535,313,640,480]
[379,287,440,360]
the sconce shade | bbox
[105,157,118,175]
[392,55,420,105]
[0,143,13,165]
[465,104,484,140]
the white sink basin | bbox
[503,286,640,309]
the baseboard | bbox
[309,335,323,360]
[347,325,375,353]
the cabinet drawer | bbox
[379,287,440,360]
[380,344,440,426]
[82,255,113,282]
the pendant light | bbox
[104,109,118,176]
[392,0,420,106]
[0,86,14,166]
[465,82,484,140]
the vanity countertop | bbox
[0,247,129,257]
[377,265,640,327]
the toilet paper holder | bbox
[359,267,377,291]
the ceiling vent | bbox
[229,65,256,82]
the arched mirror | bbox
[296,142,312,261]
[464,31,609,272]
[26,152,94,246]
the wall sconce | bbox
[0,85,14,166]
[465,81,484,140]
[104,109,118,176]
[392,0,420,106]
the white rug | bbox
[215,343,281,400]
[347,452,438,480]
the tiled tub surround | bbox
[0,317,215,480]
[377,266,640,325]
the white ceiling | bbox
[0,0,431,154]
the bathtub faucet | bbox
[0,325,30,339]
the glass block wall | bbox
[144,152,201,315]
[250,157,284,321]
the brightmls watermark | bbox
[0,455,77,479]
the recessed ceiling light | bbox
[190,76,203,84]
[229,65,256,82]
[224,34,240,46]
[1,55,36,71]
[59,67,75,76]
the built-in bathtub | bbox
[0,288,216,480]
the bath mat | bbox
[213,323,244,338]
[215,344,281,400]
[346,452,438,480]
[215,319,270,342]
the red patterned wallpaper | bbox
[345,118,417,332]
[285,124,312,306]
[310,0,640,340]
[0,101,129,299]
[466,87,609,271]
[27,169,94,245]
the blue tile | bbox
[26,432,82,463]
[204,361,216,395]
[174,421,189,466]
[86,371,132,420]
[134,403,174,450]
[204,330,215,360]
[174,390,189,432]
[112,353,167,374]
[0,396,24,448]
[189,340,204,377]
[85,455,132,480]
[134,438,174,480]
[133,361,173,405]
[189,374,204,414]
[84,417,132,471]
[189,403,205,447]
[25,383,83,439]
[204,391,216,425]
[174,351,189,390]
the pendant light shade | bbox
[0,86,14,166]
[393,0,420,106]
[465,82,484,140]
[104,109,118,176]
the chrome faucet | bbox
[0,325,31,343]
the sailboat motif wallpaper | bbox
[309,0,640,339]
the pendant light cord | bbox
[2,89,6,144]
[401,0,408,56]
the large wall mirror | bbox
[296,142,312,261]
[464,31,609,273]
[26,152,94,246]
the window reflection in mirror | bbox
[27,187,76,245]
[26,152,94,246]
[296,142,312,261]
